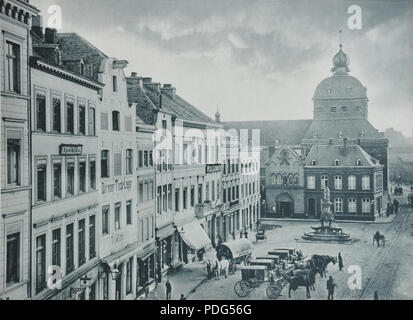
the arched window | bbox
[277,175,282,185]
[271,174,276,185]
[288,174,294,185]
[335,159,339,166]
[294,174,299,185]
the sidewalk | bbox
[144,262,207,300]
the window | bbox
[66,102,74,134]
[190,185,195,207]
[168,184,173,210]
[205,183,209,202]
[53,163,62,198]
[138,150,143,168]
[7,138,20,185]
[348,198,357,213]
[66,162,75,196]
[89,159,96,190]
[115,202,121,230]
[149,180,154,200]
[103,274,109,300]
[78,219,86,266]
[198,184,203,204]
[101,150,109,178]
[101,112,108,130]
[126,200,132,225]
[52,229,61,267]
[183,187,188,209]
[307,176,315,189]
[335,159,339,166]
[6,233,20,285]
[125,116,132,132]
[348,175,356,190]
[362,176,370,190]
[334,198,343,213]
[149,151,153,167]
[79,105,86,135]
[321,176,328,190]
[212,182,215,201]
[163,185,167,212]
[334,176,342,190]
[357,159,361,166]
[36,94,46,132]
[79,160,86,193]
[362,199,371,213]
[144,151,149,167]
[126,257,132,295]
[112,111,120,131]
[342,106,347,112]
[330,107,337,112]
[102,206,109,235]
[36,234,46,293]
[175,188,180,212]
[126,149,133,174]
[6,41,20,93]
[66,224,74,274]
[88,107,95,136]
[52,98,61,133]
[89,215,96,259]
[113,75,118,92]
[114,152,122,176]
[157,186,162,214]
[37,163,47,202]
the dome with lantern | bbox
[313,44,367,101]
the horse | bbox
[210,258,230,280]
[288,268,316,298]
[311,255,336,278]
[373,231,385,247]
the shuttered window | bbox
[114,152,122,176]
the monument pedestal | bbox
[302,225,351,242]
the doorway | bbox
[308,198,316,217]
[279,202,293,217]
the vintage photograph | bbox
[0,0,412,302]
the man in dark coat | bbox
[165,279,172,300]
[326,276,336,300]
[338,253,343,271]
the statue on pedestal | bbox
[319,186,336,229]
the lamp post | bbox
[70,275,91,298]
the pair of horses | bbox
[206,258,230,280]
[288,255,336,298]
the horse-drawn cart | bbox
[216,238,253,274]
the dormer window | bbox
[80,61,85,75]
[113,76,118,92]
[341,106,347,112]
[335,159,339,166]
[357,159,361,166]
[346,87,352,92]
[312,160,316,166]
[330,107,337,112]
[355,106,362,112]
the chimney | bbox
[45,28,57,44]
[161,84,176,100]
[142,77,152,84]
[31,15,43,38]
[130,72,137,78]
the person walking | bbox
[338,253,343,271]
[326,276,336,300]
[165,279,172,300]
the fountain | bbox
[302,186,351,242]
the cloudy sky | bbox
[32,0,413,136]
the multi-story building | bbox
[127,75,222,277]
[135,116,156,299]
[265,145,305,218]
[304,141,384,221]
[0,0,39,300]
[29,24,103,300]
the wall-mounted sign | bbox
[206,164,222,174]
[59,144,83,156]
[101,179,133,194]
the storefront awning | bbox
[178,221,212,251]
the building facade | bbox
[0,0,39,300]
[265,146,305,218]
[304,143,384,221]
[29,24,103,300]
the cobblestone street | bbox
[188,196,413,300]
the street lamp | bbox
[70,275,91,296]
[110,263,121,281]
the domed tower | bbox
[215,109,221,123]
[312,43,368,121]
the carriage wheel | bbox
[234,281,251,297]
[266,283,283,299]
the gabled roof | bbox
[223,120,313,146]
[265,145,304,166]
[304,144,381,167]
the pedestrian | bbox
[338,253,343,271]
[165,279,172,300]
[244,230,248,239]
[326,276,336,300]
[180,294,186,300]
[374,291,379,300]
